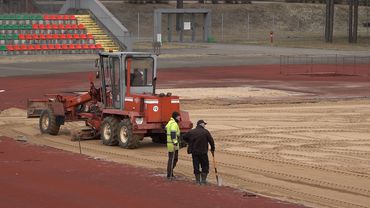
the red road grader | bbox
[27,52,193,148]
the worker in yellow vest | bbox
[166,111,181,179]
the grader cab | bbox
[28,52,193,148]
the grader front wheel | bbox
[117,119,142,149]
[39,108,60,135]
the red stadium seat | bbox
[68,44,75,50]
[46,34,52,40]
[32,24,39,30]
[6,45,14,51]
[80,34,87,39]
[87,34,94,40]
[65,24,71,30]
[78,24,85,29]
[89,44,96,49]
[20,44,27,51]
[52,24,58,30]
[13,45,21,51]
[63,15,70,21]
[39,34,46,40]
[66,34,72,39]
[18,34,25,40]
[73,34,80,39]
[71,24,78,30]
[41,44,48,50]
[33,34,39,40]
[45,24,51,30]
[43,15,50,20]
[55,44,61,50]
[62,44,68,50]
[95,44,103,49]
[70,15,76,20]
[57,15,63,20]
[48,44,55,50]
[58,24,65,30]
[35,44,41,50]
[26,34,32,40]
[50,15,57,20]
[28,45,35,50]
[39,24,45,30]
[75,44,82,50]
[82,44,89,49]
[53,34,59,39]
[60,34,66,39]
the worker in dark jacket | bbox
[183,120,215,184]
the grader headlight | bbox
[135,117,144,125]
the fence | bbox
[280,54,370,76]
[113,2,370,44]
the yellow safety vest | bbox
[166,117,180,152]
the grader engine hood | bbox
[144,95,180,123]
[125,94,192,131]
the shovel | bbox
[211,151,222,186]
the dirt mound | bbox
[0,108,27,117]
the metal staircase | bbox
[75,14,120,52]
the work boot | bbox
[194,174,201,185]
[201,173,208,185]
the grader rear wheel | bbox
[100,117,119,146]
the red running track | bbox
[0,137,304,208]
[2,64,370,110]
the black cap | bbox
[172,111,180,119]
[197,120,207,126]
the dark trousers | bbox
[192,153,209,174]
[167,150,178,178]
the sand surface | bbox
[1,87,370,208]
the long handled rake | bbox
[211,151,222,186]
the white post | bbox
[137,12,140,40]
[221,13,224,41]
[247,13,250,40]
[367,0,369,35]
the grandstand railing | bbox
[59,0,132,51]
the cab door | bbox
[100,55,122,109]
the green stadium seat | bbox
[0,25,4,30]
[0,45,7,51]
[16,15,23,21]
[4,25,10,30]
[23,15,30,20]
[26,25,32,30]
[0,34,4,40]
[20,24,26,30]
[12,25,19,30]
[13,34,19,40]
[36,15,43,20]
